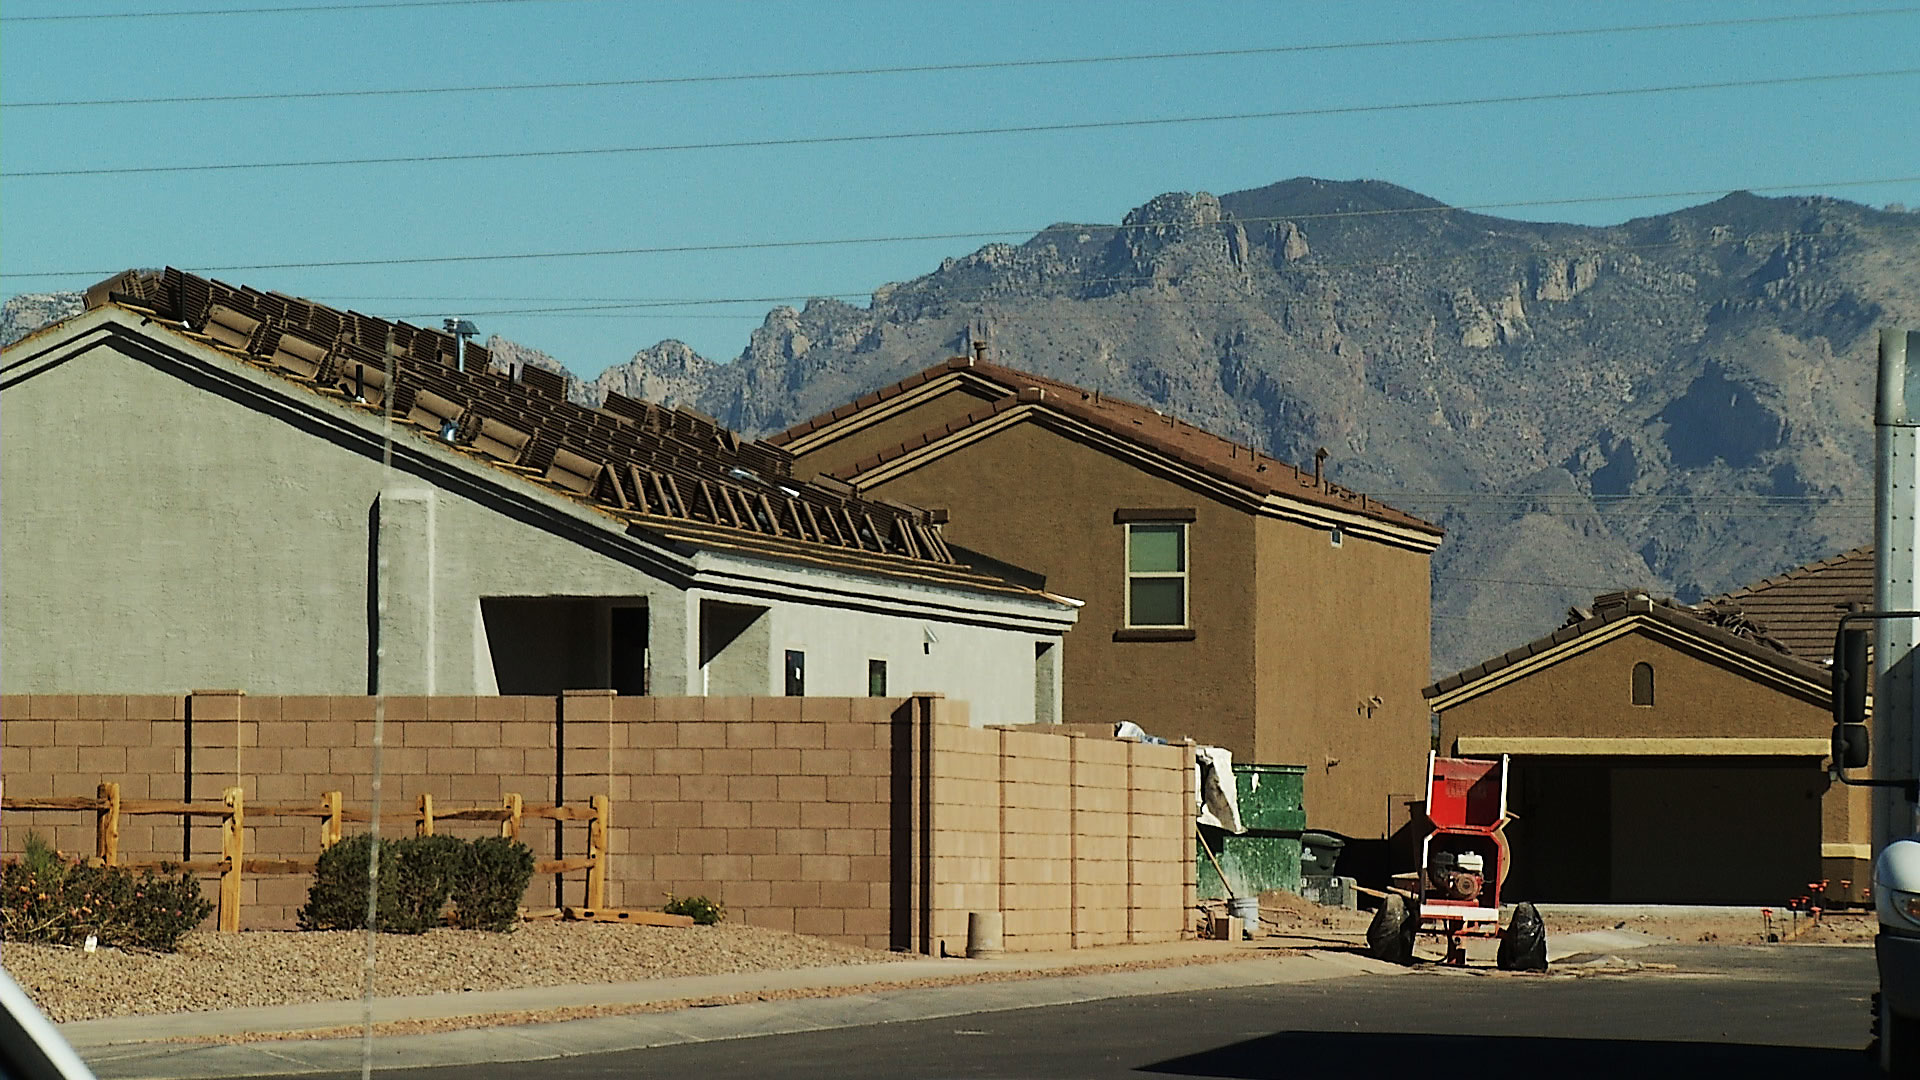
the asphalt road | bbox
[241,945,1882,1079]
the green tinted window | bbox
[1129,578,1185,626]
[1128,524,1185,573]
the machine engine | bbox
[1424,850,1484,903]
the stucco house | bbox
[1424,560,1871,906]
[769,354,1444,842]
[0,270,1077,723]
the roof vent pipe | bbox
[444,318,479,372]
[971,340,987,365]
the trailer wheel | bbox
[1367,894,1417,965]
[1883,993,1919,1074]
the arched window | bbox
[1631,662,1654,706]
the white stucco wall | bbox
[1,317,1074,724]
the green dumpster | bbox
[1196,763,1306,899]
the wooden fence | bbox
[2,782,610,931]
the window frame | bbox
[867,658,888,698]
[1631,661,1654,707]
[1123,520,1190,630]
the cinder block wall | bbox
[2,692,1195,950]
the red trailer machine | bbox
[1411,752,1513,965]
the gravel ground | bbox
[2,922,904,1023]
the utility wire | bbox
[1,0,594,23]
[11,68,1917,180]
[8,175,1915,279]
[7,7,1913,106]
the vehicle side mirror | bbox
[1832,626,1870,770]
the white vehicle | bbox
[1832,327,1920,1074]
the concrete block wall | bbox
[926,715,1194,954]
[3,691,1196,950]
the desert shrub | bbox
[302,833,532,933]
[387,835,465,934]
[663,893,725,925]
[2,832,210,951]
[298,833,395,931]
[450,836,534,932]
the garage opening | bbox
[1502,756,1823,905]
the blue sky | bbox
[3,0,1916,376]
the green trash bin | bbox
[1196,763,1307,898]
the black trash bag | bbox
[1367,893,1417,965]
[1498,901,1549,971]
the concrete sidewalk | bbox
[65,929,1655,1079]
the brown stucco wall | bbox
[1433,626,1865,903]
[824,418,1262,757]
[1255,517,1431,838]
[1435,628,1828,743]
[788,381,998,483]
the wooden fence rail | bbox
[2,782,610,931]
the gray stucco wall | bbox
[1,327,1072,724]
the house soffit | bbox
[1426,615,1830,713]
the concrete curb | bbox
[75,950,1402,1079]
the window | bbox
[867,659,887,697]
[1631,662,1654,706]
[1126,522,1188,627]
[1329,526,1344,548]
[784,650,806,697]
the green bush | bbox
[663,893,725,925]
[450,836,534,932]
[301,833,533,934]
[298,833,395,932]
[2,833,211,951]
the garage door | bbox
[1504,757,1823,905]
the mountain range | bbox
[10,178,1917,675]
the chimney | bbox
[1313,447,1329,489]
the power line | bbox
[8,175,1915,279]
[12,68,1916,180]
[9,7,1914,107]
[1,0,592,23]
[273,225,1900,322]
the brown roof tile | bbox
[790,356,1440,537]
[77,269,1052,595]
[1714,546,1872,661]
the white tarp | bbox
[1194,745,1245,834]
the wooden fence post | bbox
[321,790,342,849]
[586,794,609,910]
[502,793,522,842]
[219,787,244,933]
[417,793,434,837]
[96,782,120,867]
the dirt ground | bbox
[1209,889,1879,951]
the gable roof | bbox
[42,269,1055,600]
[1423,591,1831,709]
[1713,546,1871,661]
[770,355,1441,543]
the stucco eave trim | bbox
[778,371,969,456]
[1453,736,1830,757]
[1426,614,1831,713]
[687,552,1080,635]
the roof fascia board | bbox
[846,404,1267,514]
[1427,614,1830,712]
[0,308,120,386]
[1453,736,1830,757]
[687,552,1080,634]
[1256,494,1442,553]
[842,397,1437,550]
[779,370,970,456]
